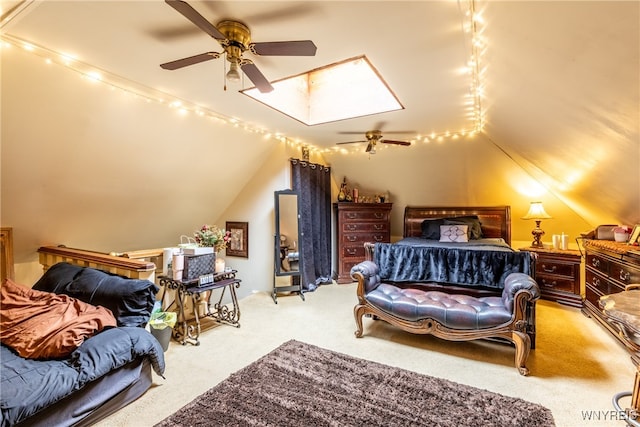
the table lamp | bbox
[522,201,552,248]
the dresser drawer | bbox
[340,259,361,279]
[586,252,609,275]
[536,275,576,293]
[343,233,387,244]
[340,210,389,222]
[585,269,625,296]
[342,245,366,258]
[342,222,388,233]
[609,262,640,287]
[537,260,577,278]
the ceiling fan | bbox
[159,0,317,93]
[336,127,414,154]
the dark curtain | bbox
[291,159,332,291]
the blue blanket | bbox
[0,327,164,427]
[374,239,533,289]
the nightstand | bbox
[520,247,583,308]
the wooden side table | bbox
[520,247,582,307]
[159,270,241,346]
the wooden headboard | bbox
[403,206,512,245]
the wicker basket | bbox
[183,253,215,281]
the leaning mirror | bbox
[273,189,304,303]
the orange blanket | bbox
[0,278,116,359]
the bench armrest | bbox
[350,261,381,301]
[502,272,540,312]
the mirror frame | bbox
[274,189,302,277]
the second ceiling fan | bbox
[336,127,414,154]
[160,0,317,93]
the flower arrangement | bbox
[193,224,231,253]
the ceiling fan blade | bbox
[160,52,221,70]
[165,0,226,41]
[381,139,411,146]
[250,40,317,56]
[365,142,374,153]
[240,61,274,93]
[336,140,367,145]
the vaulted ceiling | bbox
[2,0,638,224]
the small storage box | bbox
[183,253,215,281]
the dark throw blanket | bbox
[375,241,533,289]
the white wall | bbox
[1,46,300,290]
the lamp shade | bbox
[522,202,552,220]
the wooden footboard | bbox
[38,246,156,282]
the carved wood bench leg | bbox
[512,330,531,376]
[354,304,366,338]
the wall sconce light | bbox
[522,201,552,248]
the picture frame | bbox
[628,224,640,246]
[225,221,249,258]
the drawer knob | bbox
[346,224,357,231]
[346,248,357,255]
[346,235,357,242]
[591,258,600,268]
[347,213,358,219]
[374,213,384,219]
[541,264,557,273]
[373,235,384,242]
[591,277,601,288]
[374,224,383,230]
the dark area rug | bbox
[155,340,555,426]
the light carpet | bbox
[155,339,555,426]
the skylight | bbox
[241,55,403,126]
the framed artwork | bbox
[629,224,640,246]
[226,221,249,258]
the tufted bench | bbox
[352,260,540,376]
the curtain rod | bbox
[289,158,331,172]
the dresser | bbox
[334,203,392,284]
[521,247,582,307]
[583,239,640,346]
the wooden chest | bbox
[334,202,392,284]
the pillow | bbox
[439,225,469,243]
[444,215,483,240]
[0,278,116,359]
[421,218,445,240]
[33,262,158,328]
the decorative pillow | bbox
[444,215,483,240]
[0,278,116,359]
[33,262,158,328]
[439,225,469,243]
[421,218,445,240]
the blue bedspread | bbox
[0,327,164,427]
[374,238,533,289]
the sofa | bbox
[1,262,165,426]
[351,260,540,375]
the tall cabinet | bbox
[334,202,392,284]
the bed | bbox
[365,206,534,293]
[362,206,537,344]
[0,245,165,427]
